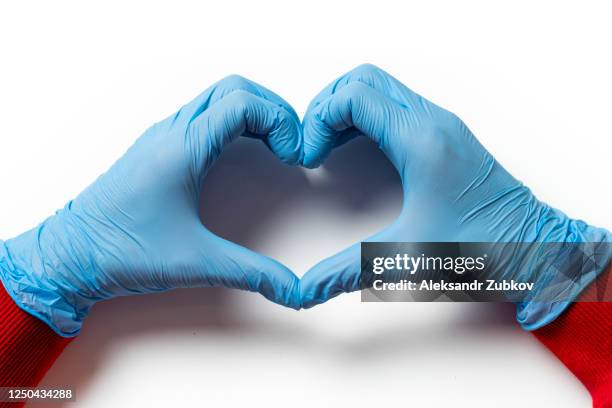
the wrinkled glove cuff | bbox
[515,221,612,330]
[0,240,83,337]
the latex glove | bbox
[299,64,611,329]
[0,75,303,336]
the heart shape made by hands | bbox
[5,63,600,338]
[190,63,492,310]
[200,136,403,300]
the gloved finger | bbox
[302,81,408,169]
[300,242,360,308]
[306,63,424,119]
[189,89,302,176]
[176,75,302,164]
[177,74,300,128]
[300,227,396,308]
[303,64,428,154]
[201,234,301,309]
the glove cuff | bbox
[0,236,87,337]
[515,213,612,330]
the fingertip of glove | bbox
[301,159,321,170]
[301,148,325,169]
[269,109,304,166]
[282,275,303,310]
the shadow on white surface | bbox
[200,136,404,249]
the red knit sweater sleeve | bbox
[533,264,612,408]
[0,268,609,407]
[0,282,72,407]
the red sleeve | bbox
[0,283,72,407]
[533,264,612,408]
[0,266,609,408]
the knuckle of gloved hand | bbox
[273,108,292,132]
[223,89,255,113]
[337,81,370,106]
[348,63,386,82]
[217,74,255,93]
[309,107,335,135]
[347,63,387,88]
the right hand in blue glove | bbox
[0,75,303,336]
[299,64,611,329]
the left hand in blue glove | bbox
[0,75,303,336]
[299,64,611,329]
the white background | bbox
[1,1,610,407]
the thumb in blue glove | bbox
[0,75,303,336]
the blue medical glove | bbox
[0,75,303,336]
[299,64,611,329]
